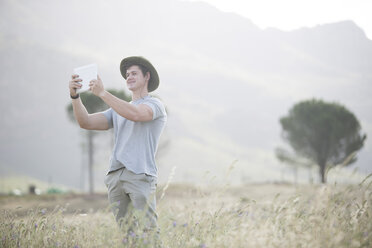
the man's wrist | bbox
[99,90,107,99]
[70,93,80,99]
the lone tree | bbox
[66,89,130,194]
[279,99,366,183]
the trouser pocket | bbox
[105,169,124,197]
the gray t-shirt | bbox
[102,95,167,177]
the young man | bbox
[69,56,167,232]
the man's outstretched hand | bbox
[89,75,106,98]
[69,74,82,97]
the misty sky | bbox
[0,0,371,190]
[187,0,372,39]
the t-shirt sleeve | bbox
[102,108,114,129]
[143,98,166,120]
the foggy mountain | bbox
[0,0,371,190]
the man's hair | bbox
[133,64,151,76]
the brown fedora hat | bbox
[120,56,159,92]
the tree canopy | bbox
[279,99,366,183]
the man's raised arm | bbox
[89,75,154,122]
[69,74,109,130]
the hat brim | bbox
[120,56,159,92]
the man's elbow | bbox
[79,122,88,129]
[78,119,109,131]
[78,120,90,130]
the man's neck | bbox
[131,90,149,101]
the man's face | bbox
[125,65,148,92]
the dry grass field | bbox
[1,178,371,247]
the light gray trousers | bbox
[104,167,158,230]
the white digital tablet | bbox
[73,64,98,94]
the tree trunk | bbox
[319,163,327,184]
[88,131,94,194]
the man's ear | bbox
[146,71,151,81]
